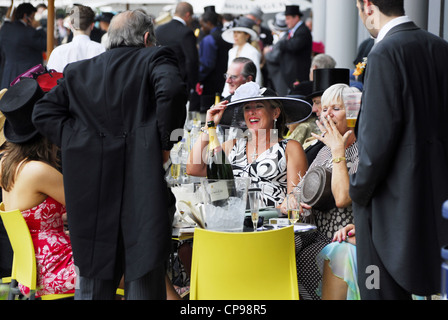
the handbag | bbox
[10,64,63,92]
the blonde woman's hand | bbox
[311,115,352,155]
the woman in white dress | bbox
[221,17,262,97]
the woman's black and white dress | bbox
[295,142,359,300]
[228,138,289,208]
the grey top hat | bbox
[220,82,312,127]
[268,12,288,32]
[301,166,335,211]
[0,78,44,143]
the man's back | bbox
[0,20,46,88]
[47,34,105,72]
[155,19,198,93]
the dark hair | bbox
[201,10,218,26]
[15,3,37,20]
[234,57,257,81]
[0,136,60,192]
[70,5,95,31]
[358,0,405,17]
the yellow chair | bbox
[189,226,299,300]
[0,203,74,300]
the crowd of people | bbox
[0,0,446,302]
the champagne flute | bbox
[287,192,301,225]
[248,190,261,232]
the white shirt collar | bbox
[72,34,91,42]
[376,16,411,44]
[172,16,186,26]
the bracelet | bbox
[332,157,346,163]
[200,127,209,135]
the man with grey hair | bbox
[47,5,105,72]
[33,10,188,300]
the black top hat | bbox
[0,78,44,143]
[307,68,350,99]
[204,6,216,13]
[96,12,114,23]
[285,5,303,17]
[220,82,312,127]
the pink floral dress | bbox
[19,196,76,298]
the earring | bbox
[271,118,278,142]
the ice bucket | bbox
[201,177,250,232]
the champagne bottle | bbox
[215,92,221,105]
[206,120,234,180]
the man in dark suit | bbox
[350,0,448,299]
[0,3,46,89]
[196,10,232,113]
[33,10,188,300]
[155,2,198,102]
[276,5,312,94]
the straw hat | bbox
[222,16,259,44]
[220,82,312,127]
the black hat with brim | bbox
[220,82,312,127]
[0,78,44,143]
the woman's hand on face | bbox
[205,100,229,126]
[311,115,352,153]
[332,223,356,245]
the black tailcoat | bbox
[350,22,448,297]
[33,46,187,281]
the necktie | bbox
[287,30,293,40]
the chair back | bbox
[190,226,299,300]
[0,203,37,291]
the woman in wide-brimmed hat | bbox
[187,81,311,212]
[221,16,263,97]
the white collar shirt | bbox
[47,34,106,72]
[172,16,186,26]
[375,16,411,44]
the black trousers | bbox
[74,226,166,300]
[74,265,166,300]
[355,209,412,300]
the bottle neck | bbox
[208,126,220,151]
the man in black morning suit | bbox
[350,0,448,299]
[33,10,187,300]
[276,5,312,93]
[155,2,199,102]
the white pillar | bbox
[404,0,429,30]
[324,0,358,69]
[311,0,327,44]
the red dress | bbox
[19,196,76,298]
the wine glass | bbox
[287,191,301,225]
[248,190,261,232]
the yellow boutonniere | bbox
[353,57,367,77]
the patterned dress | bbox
[19,197,76,298]
[295,142,359,300]
[228,138,289,208]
